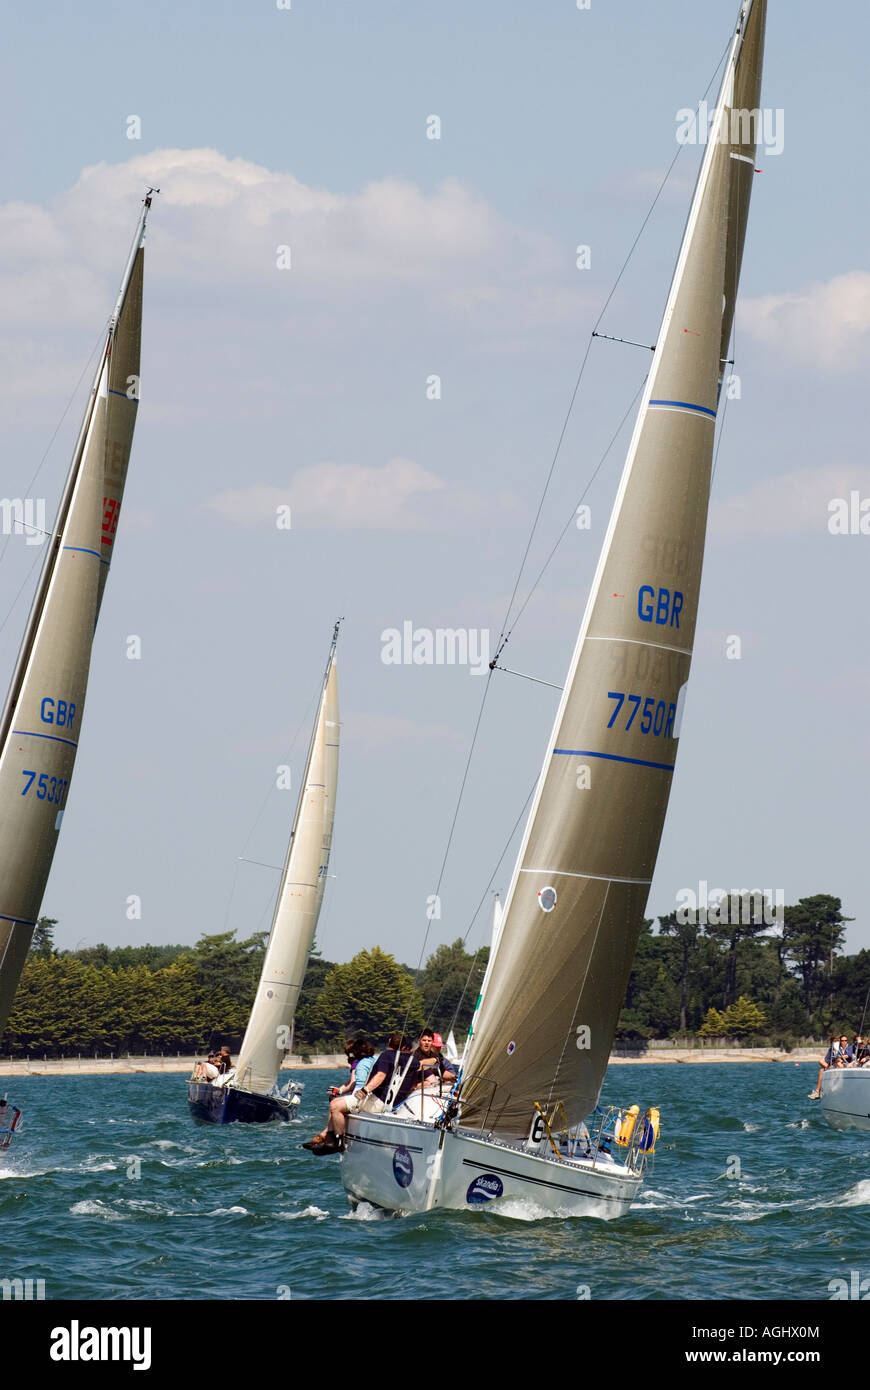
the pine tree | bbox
[29,917,57,958]
[312,947,424,1044]
[721,996,767,1037]
[698,1007,727,1038]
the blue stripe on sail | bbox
[108,388,137,401]
[0,913,38,927]
[649,399,717,419]
[553,748,675,773]
[12,729,79,749]
[62,546,110,566]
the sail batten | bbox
[0,201,151,1034]
[233,630,340,1097]
[460,1,766,1139]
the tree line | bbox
[5,923,488,1057]
[4,893,866,1056]
[619,894,866,1044]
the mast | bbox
[0,193,155,1033]
[233,622,341,1096]
[460,1,765,1138]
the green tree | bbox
[190,931,265,1009]
[657,910,699,1032]
[419,938,489,1039]
[704,893,773,1010]
[29,917,57,958]
[784,895,852,1018]
[830,948,870,1032]
[312,947,424,1044]
[70,941,190,972]
[617,920,680,1039]
[721,996,767,1037]
[697,1007,726,1038]
[293,955,336,1046]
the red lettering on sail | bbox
[101,496,120,546]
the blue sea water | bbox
[0,1061,866,1301]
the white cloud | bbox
[740,272,870,372]
[205,457,443,531]
[0,148,591,425]
[205,457,524,533]
[711,464,870,539]
[0,149,555,324]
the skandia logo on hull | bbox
[392,1146,414,1188]
[49,1321,151,1372]
[466,1174,504,1205]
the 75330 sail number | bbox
[606,691,676,738]
[20,770,69,804]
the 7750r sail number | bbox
[20,771,68,804]
[607,691,675,738]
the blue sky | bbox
[2,0,869,967]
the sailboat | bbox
[188,622,340,1124]
[0,194,153,1145]
[340,0,766,1217]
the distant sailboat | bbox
[0,194,154,1145]
[188,623,341,1124]
[341,0,766,1217]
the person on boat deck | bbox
[852,1035,870,1066]
[217,1047,232,1074]
[194,1053,220,1082]
[356,1032,419,1113]
[809,1034,853,1098]
[304,1038,377,1154]
[432,1032,458,1085]
[411,1029,456,1093]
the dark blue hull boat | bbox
[187,1082,297,1125]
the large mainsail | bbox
[461,2,765,1139]
[233,628,340,1096]
[0,196,153,1033]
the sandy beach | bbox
[0,1047,822,1076]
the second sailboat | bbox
[188,623,340,1124]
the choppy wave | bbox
[69,1199,126,1220]
[6,1064,869,1299]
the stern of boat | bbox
[820,1068,870,1132]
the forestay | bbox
[0,201,151,1033]
[233,632,340,1096]
[460,2,766,1139]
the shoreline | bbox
[0,1047,823,1077]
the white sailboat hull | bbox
[342,1112,643,1219]
[820,1069,870,1132]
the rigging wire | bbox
[436,781,537,1039]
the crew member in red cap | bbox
[414,1028,457,1094]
